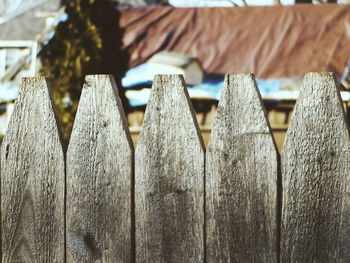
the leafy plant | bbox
[39,0,129,145]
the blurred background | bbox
[1,0,350,150]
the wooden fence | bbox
[1,73,349,262]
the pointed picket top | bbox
[66,75,133,262]
[209,73,273,140]
[206,73,278,262]
[1,77,65,262]
[135,74,205,262]
[281,72,350,262]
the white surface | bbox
[0,0,46,24]
[0,82,19,101]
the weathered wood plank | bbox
[281,72,350,262]
[1,77,65,262]
[66,75,133,262]
[135,74,205,262]
[206,73,279,262]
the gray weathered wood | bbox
[281,72,350,262]
[66,75,133,262]
[206,73,278,262]
[135,74,205,262]
[0,77,65,262]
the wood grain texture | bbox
[135,74,205,262]
[0,77,65,262]
[66,75,133,262]
[281,72,350,262]
[206,74,278,262]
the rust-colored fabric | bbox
[119,4,350,78]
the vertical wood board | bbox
[206,73,278,262]
[135,74,205,262]
[0,77,65,262]
[66,75,133,262]
[281,72,350,262]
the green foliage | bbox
[39,0,129,144]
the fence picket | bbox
[281,72,350,262]
[0,77,65,262]
[135,74,205,262]
[2,72,350,262]
[206,73,279,262]
[66,75,133,262]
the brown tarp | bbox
[119,4,350,78]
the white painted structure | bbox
[0,40,37,81]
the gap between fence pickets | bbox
[1,72,349,262]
